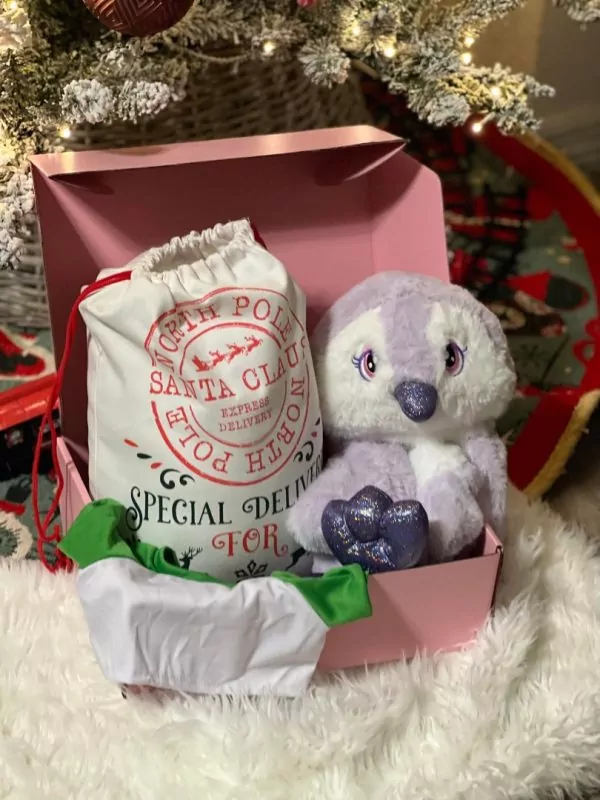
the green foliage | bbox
[0,0,597,270]
[0,39,96,152]
[24,0,104,50]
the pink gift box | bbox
[31,125,502,673]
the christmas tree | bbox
[0,0,598,270]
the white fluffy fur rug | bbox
[2,491,600,800]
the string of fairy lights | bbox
[462,30,505,135]
[461,32,485,135]
[260,17,493,135]
[0,0,594,274]
[261,21,400,59]
[0,0,75,142]
[0,0,565,151]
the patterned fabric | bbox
[0,327,56,563]
[0,326,54,388]
[419,129,597,448]
[0,472,58,562]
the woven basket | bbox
[0,59,371,330]
[0,215,49,330]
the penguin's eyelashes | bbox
[445,341,467,376]
[351,348,377,381]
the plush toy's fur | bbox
[288,272,516,560]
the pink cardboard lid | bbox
[31,125,401,177]
[31,125,448,471]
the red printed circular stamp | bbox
[145,287,311,487]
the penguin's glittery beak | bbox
[393,381,438,422]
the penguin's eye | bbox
[352,348,377,381]
[445,341,466,376]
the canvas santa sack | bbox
[79,219,323,582]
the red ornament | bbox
[82,0,194,37]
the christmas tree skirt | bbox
[0,326,53,388]
[1,491,599,800]
[0,326,56,562]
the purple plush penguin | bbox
[287,272,516,567]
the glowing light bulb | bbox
[262,40,276,55]
[383,43,397,58]
[460,51,473,66]
[59,126,72,139]
[490,85,502,98]
[464,33,475,48]
[471,120,484,135]
[351,22,361,37]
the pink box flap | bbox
[30,125,401,177]
[31,125,448,473]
